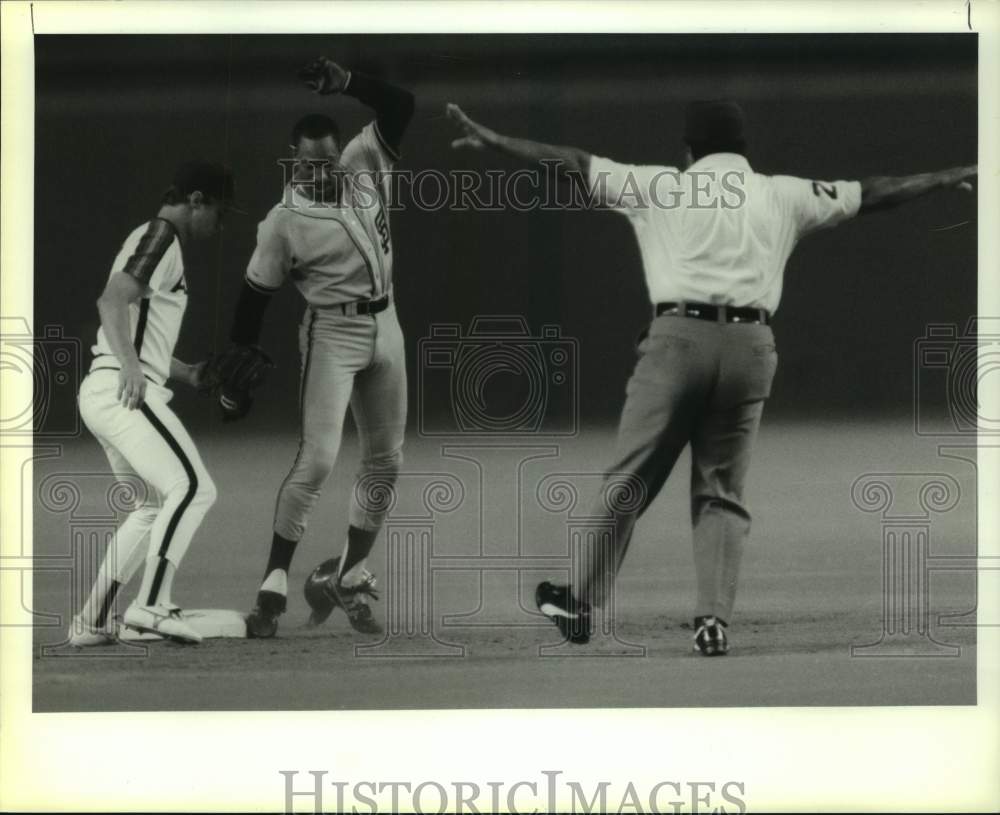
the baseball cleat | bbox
[123,603,202,644]
[246,590,287,639]
[535,581,591,644]
[693,615,729,656]
[304,557,382,634]
[67,615,117,647]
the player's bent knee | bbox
[130,504,161,525]
[302,458,336,487]
[692,493,750,523]
[195,473,218,508]
[360,447,403,477]
[162,471,217,510]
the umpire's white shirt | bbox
[588,152,861,313]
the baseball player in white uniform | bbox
[447,99,976,654]
[70,161,244,646]
[227,58,414,638]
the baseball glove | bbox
[202,344,274,422]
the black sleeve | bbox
[229,280,274,346]
[342,71,415,157]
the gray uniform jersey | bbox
[246,122,395,306]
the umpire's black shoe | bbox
[693,615,729,656]
[246,590,286,639]
[536,581,591,644]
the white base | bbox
[118,608,248,641]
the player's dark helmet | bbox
[303,556,342,624]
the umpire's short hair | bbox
[290,113,341,149]
[684,100,748,161]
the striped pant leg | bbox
[82,383,217,607]
[77,439,159,628]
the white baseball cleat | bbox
[68,615,117,647]
[123,603,203,644]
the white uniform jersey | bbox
[588,152,862,313]
[90,218,188,386]
[246,122,396,307]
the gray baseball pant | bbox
[273,302,407,542]
[575,313,778,622]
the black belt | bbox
[326,294,390,316]
[655,301,771,326]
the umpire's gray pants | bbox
[273,303,407,542]
[576,314,778,623]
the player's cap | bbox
[173,160,247,214]
[683,100,746,146]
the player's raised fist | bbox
[299,57,349,95]
[446,103,497,151]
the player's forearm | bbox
[96,293,141,370]
[342,71,415,154]
[230,280,274,346]
[490,133,591,182]
[169,358,198,387]
[859,165,976,213]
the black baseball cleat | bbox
[536,581,591,644]
[246,590,286,639]
[693,615,729,656]
[304,557,383,634]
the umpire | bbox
[447,99,977,654]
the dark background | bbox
[34,34,977,434]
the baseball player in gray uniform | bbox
[448,100,976,654]
[71,161,243,646]
[228,57,414,638]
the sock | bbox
[81,578,123,630]
[94,580,122,627]
[263,533,298,582]
[260,569,288,596]
[138,556,176,607]
[338,525,378,586]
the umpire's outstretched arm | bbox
[859,165,977,212]
[446,103,591,189]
